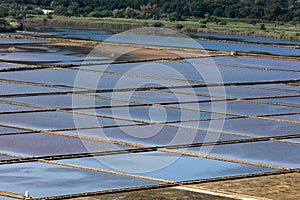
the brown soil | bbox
[23,18,139,33]
[196,172,300,200]
[66,173,300,200]
[71,187,233,200]
[97,44,214,62]
[47,41,220,62]
[1,32,299,63]
[0,33,223,63]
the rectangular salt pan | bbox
[257,96,300,106]
[98,90,216,103]
[170,101,300,116]
[0,69,190,90]
[172,85,295,98]
[0,126,28,135]
[77,106,212,123]
[59,151,273,182]
[185,141,300,169]
[172,118,300,137]
[0,133,131,157]
[0,161,160,198]
[0,111,137,130]
[254,84,300,92]
[187,57,300,71]
[1,94,126,109]
[0,82,66,96]
[268,114,299,122]
[0,103,39,113]
[87,61,300,84]
[61,125,247,147]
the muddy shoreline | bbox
[23,18,139,33]
[22,18,300,44]
[1,32,299,63]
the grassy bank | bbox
[23,15,300,41]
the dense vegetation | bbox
[0,18,13,32]
[0,0,299,22]
[0,18,23,32]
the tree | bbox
[67,2,79,16]
[112,9,123,18]
[175,23,184,29]
[54,5,66,15]
[153,21,164,27]
[0,7,9,17]
[169,12,181,21]
[124,7,136,18]
[0,18,16,32]
[260,24,266,30]
[88,11,100,17]
[188,1,207,18]
[139,3,157,19]
[0,0,299,22]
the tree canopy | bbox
[0,0,299,22]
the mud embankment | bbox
[23,18,140,33]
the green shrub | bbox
[153,21,164,27]
[25,14,34,18]
[175,23,184,29]
[88,11,100,17]
[260,24,266,30]
[218,21,227,25]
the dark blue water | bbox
[0,37,47,45]
[197,40,299,56]
[20,25,113,41]
[106,33,300,56]
[196,32,300,46]
[13,25,300,57]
